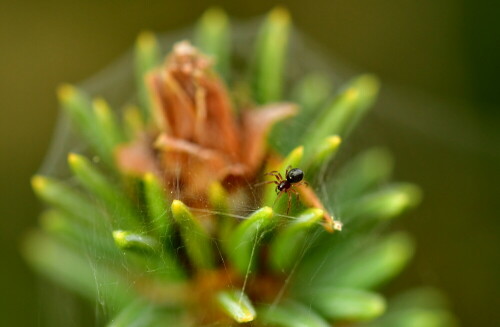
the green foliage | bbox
[195,8,231,80]
[216,290,256,323]
[227,207,274,274]
[23,231,133,311]
[143,173,172,238]
[135,31,161,120]
[252,7,291,104]
[171,200,215,270]
[300,288,386,321]
[25,7,456,327]
[301,74,380,158]
[269,208,323,272]
[68,153,141,229]
[258,301,330,327]
[107,300,179,327]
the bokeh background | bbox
[1,1,498,326]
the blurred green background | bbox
[0,0,498,326]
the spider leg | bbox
[286,191,292,215]
[273,190,284,206]
[290,186,300,203]
[254,180,279,187]
[295,181,309,187]
[285,165,292,177]
[265,171,283,181]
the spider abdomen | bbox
[286,168,304,183]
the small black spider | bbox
[260,166,308,214]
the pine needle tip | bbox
[327,135,342,146]
[171,199,187,216]
[137,31,157,49]
[269,6,291,23]
[143,172,155,183]
[67,152,81,166]
[31,175,47,191]
[57,84,76,102]
[202,7,228,24]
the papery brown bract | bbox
[117,41,297,207]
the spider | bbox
[260,166,308,214]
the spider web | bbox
[35,15,495,327]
